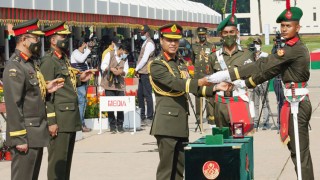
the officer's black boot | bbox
[117,125,125,133]
[110,125,117,134]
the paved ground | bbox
[0,70,320,180]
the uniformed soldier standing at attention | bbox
[3,19,64,180]
[207,6,314,180]
[208,14,255,132]
[148,23,231,180]
[192,27,216,126]
[40,22,94,180]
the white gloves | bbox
[233,79,246,89]
[206,70,231,83]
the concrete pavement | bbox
[1,70,320,180]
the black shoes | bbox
[141,118,153,126]
[110,125,125,134]
[117,126,125,133]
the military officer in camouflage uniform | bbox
[207,6,314,180]
[208,15,254,130]
[3,19,64,180]
[192,27,215,125]
[148,23,231,180]
[40,22,93,180]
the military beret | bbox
[12,18,44,36]
[197,27,207,35]
[159,23,183,39]
[43,21,71,37]
[276,7,303,23]
[140,25,151,33]
[217,14,238,32]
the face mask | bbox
[255,44,261,52]
[121,54,128,59]
[222,35,237,47]
[28,41,41,57]
[56,38,69,52]
[141,35,147,41]
[199,36,206,42]
[114,45,119,51]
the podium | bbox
[185,137,253,180]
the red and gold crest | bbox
[277,48,285,57]
[202,161,220,180]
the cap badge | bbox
[285,10,292,20]
[171,24,177,32]
[230,16,235,23]
[64,24,69,30]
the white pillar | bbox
[264,24,270,45]
[41,25,45,57]
[69,26,73,58]
[5,25,9,61]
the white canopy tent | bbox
[99,0,221,25]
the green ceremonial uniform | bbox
[193,39,215,124]
[41,21,81,180]
[210,46,254,127]
[229,38,313,179]
[228,7,314,180]
[41,49,82,180]
[150,23,218,180]
[4,50,50,180]
[150,52,217,180]
[209,14,254,127]
[3,19,49,180]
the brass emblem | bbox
[62,43,65,47]
[64,24,69,30]
[9,69,17,77]
[171,24,177,32]
[9,69,17,73]
[202,161,220,180]
[277,48,285,57]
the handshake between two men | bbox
[197,70,245,92]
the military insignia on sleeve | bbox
[202,161,220,180]
[277,48,285,57]
[9,69,17,77]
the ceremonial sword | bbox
[290,82,302,180]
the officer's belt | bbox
[216,88,247,98]
[283,88,309,97]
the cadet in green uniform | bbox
[192,27,215,125]
[208,6,314,180]
[208,15,254,130]
[40,22,94,180]
[3,19,64,180]
[148,23,231,180]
